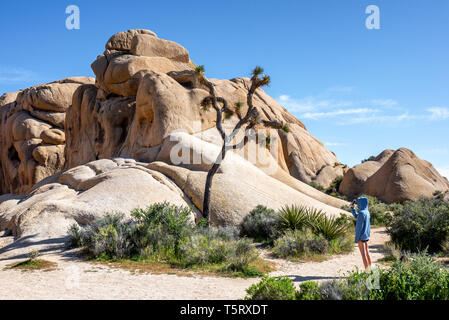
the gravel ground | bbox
[0,228,389,300]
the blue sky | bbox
[1,0,448,177]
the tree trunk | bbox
[202,143,227,223]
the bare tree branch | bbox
[198,67,287,223]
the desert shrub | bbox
[308,177,347,200]
[240,205,281,241]
[226,238,260,272]
[196,225,240,241]
[329,236,353,254]
[273,229,330,258]
[326,252,449,300]
[296,281,322,300]
[68,223,84,248]
[179,235,232,266]
[178,235,258,272]
[361,156,376,163]
[387,198,449,253]
[372,252,449,300]
[132,203,192,238]
[335,213,355,231]
[361,195,402,226]
[245,276,297,300]
[328,176,344,194]
[75,213,136,259]
[28,249,41,261]
[67,203,258,273]
[344,195,403,226]
[248,252,449,300]
[308,182,325,192]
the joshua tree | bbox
[197,65,289,223]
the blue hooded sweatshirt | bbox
[352,197,370,243]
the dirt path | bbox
[0,228,389,300]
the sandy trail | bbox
[0,228,389,300]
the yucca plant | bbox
[310,214,347,241]
[278,205,309,231]
[278,205,348,242]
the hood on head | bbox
[357,197,369,211]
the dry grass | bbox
[6,259,57,272]
[92,256,276,278]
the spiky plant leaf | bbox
[260,74,271,86]
[195,65,205,73]
[252,66,264,77]
[278,205,309,231]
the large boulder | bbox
[0,78,94,194]
[0,158,199,241]
[92,30,195,97]
[340,148,449,203]
[105,29,157,52]
[364,148,449,203]
[339,149,394,198]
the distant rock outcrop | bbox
[0,77,94,194]
[339,148,449,203]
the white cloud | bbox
[0,67,37,83]
[325,142,347,147]
[279,90,447,127]
[301,108,379,120]
[427,107,449,120]
[436,166,449,179]
[340,112,411,125]
[278,95,353,113]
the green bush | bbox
[240,205,281,241]
[245,276,297,300]
[272,229,330,258]
[373,252,449,300]
[67,203,258,273]
[342,195,403,226]
[387,198,449,253]
[361,195,403,226]
[247,252,449,300]
[361,156,376,163]
[67,224,84,248]
[296,281,322,300]
[308,177,347,201]
[72,213,136,259]
[178,235,259,271]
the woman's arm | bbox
[352,207,358,219]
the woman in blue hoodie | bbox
[352,197,371,270]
